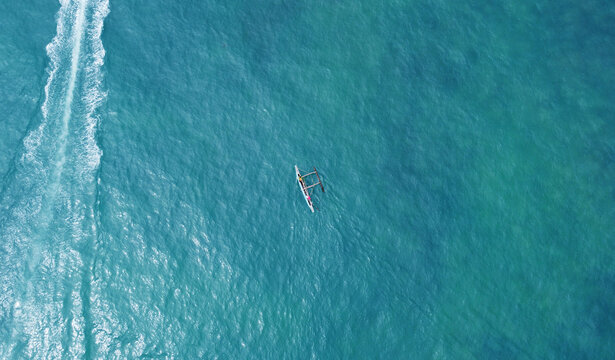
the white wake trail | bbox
[54,0,87,182]
[0,0,110,358]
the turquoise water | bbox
[1,0,614,358]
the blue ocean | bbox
[1,0,614,358]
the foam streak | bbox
[53,0,86,188]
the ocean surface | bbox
[1,0,614,358]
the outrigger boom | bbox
[295,165,325,212]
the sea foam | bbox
[0,0,109,357]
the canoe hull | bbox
[295,165,315,212]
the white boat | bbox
[295,165,324,212]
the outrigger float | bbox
[295,165,325,212]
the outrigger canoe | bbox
[295,165,324,212]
